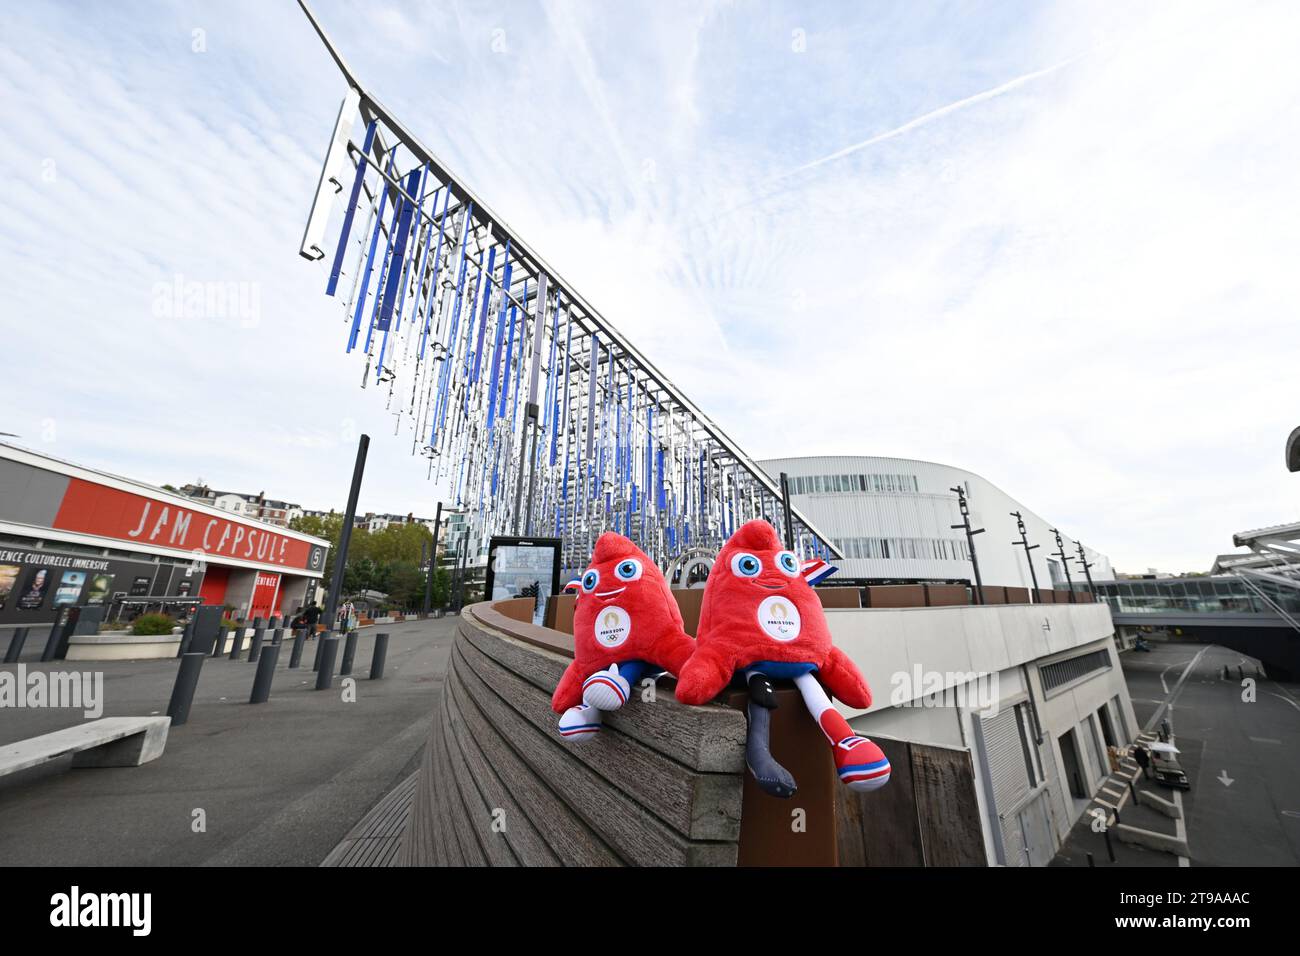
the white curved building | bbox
[758,455,1112,590]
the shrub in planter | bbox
[131,613,177,636]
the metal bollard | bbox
[289,628,307,669]
[268,615,279,630]
[370,632,390,679]
[271,627,284,647]
[5,627,31,664]
[168,652,206,726]
[1086,852,1095,867]
[211,623,227,657]
[249,642,281,704]
[248,624,266,663]
[1103,827,1116,863]
[176,618,195,658]
[340,630,359,676]
[40,618,63,662]
[313,628,331,671]
[228,619,246,660]
[315,636,339,690]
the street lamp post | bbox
[951,485,986,605]
[779,472,795,552]
[325,434,369,632]
[1075,540,1097,600]
[1010,511,1041,600]
[453,533,469,612]
[423,501,442,617]
[1049,528,1077,604]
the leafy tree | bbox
[291,514,441,608]
[385,561,426,610]
[431,566,450,607]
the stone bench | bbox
[0,717,171,779]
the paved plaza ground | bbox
[0,618,458,866]
[6,621,1297,868]
[1053,640,1300,867]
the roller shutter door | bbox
[980,707,1032,865]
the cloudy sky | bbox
[1,0,1296,573]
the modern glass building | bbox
[1095,576,1300,617]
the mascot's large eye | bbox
[615,559,643,582]
[730,553,762,578]
[776,551,799,577]
[581,569,600,592]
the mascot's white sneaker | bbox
[558,704,602,741]
[582,665,631,711]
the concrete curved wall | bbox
[759,454,1112,588]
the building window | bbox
[832,535,970,562]
[1039,649,1112,693]
[788,472,921,496]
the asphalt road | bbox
[0,617,458,866]
[1122,640,1300,866]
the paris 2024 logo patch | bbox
[757,596,801,641]
[595,606,631,648]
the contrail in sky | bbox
[784,50,1090,178]
[684,45,1101,233]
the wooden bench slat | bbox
[439,688,517,867]
[441,668,560,866]
[453,642,735,866]
[457,633,742,843]
[429,697,465,867]
[461,621,747,774]
[445,665,620,867]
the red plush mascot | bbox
[552,532,695,742]
[675,520,890,795]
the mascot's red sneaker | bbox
[551,533,695,737]
[833,735,892,791]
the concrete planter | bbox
[67,628,183,661]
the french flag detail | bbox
[839,758,892,783]
[583,674,627,705]
[834,735,892,784]
[558,704,602,738]
[800,559,838,585]
[560,722,601,737]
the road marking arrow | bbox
[1218,770,1234,787]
